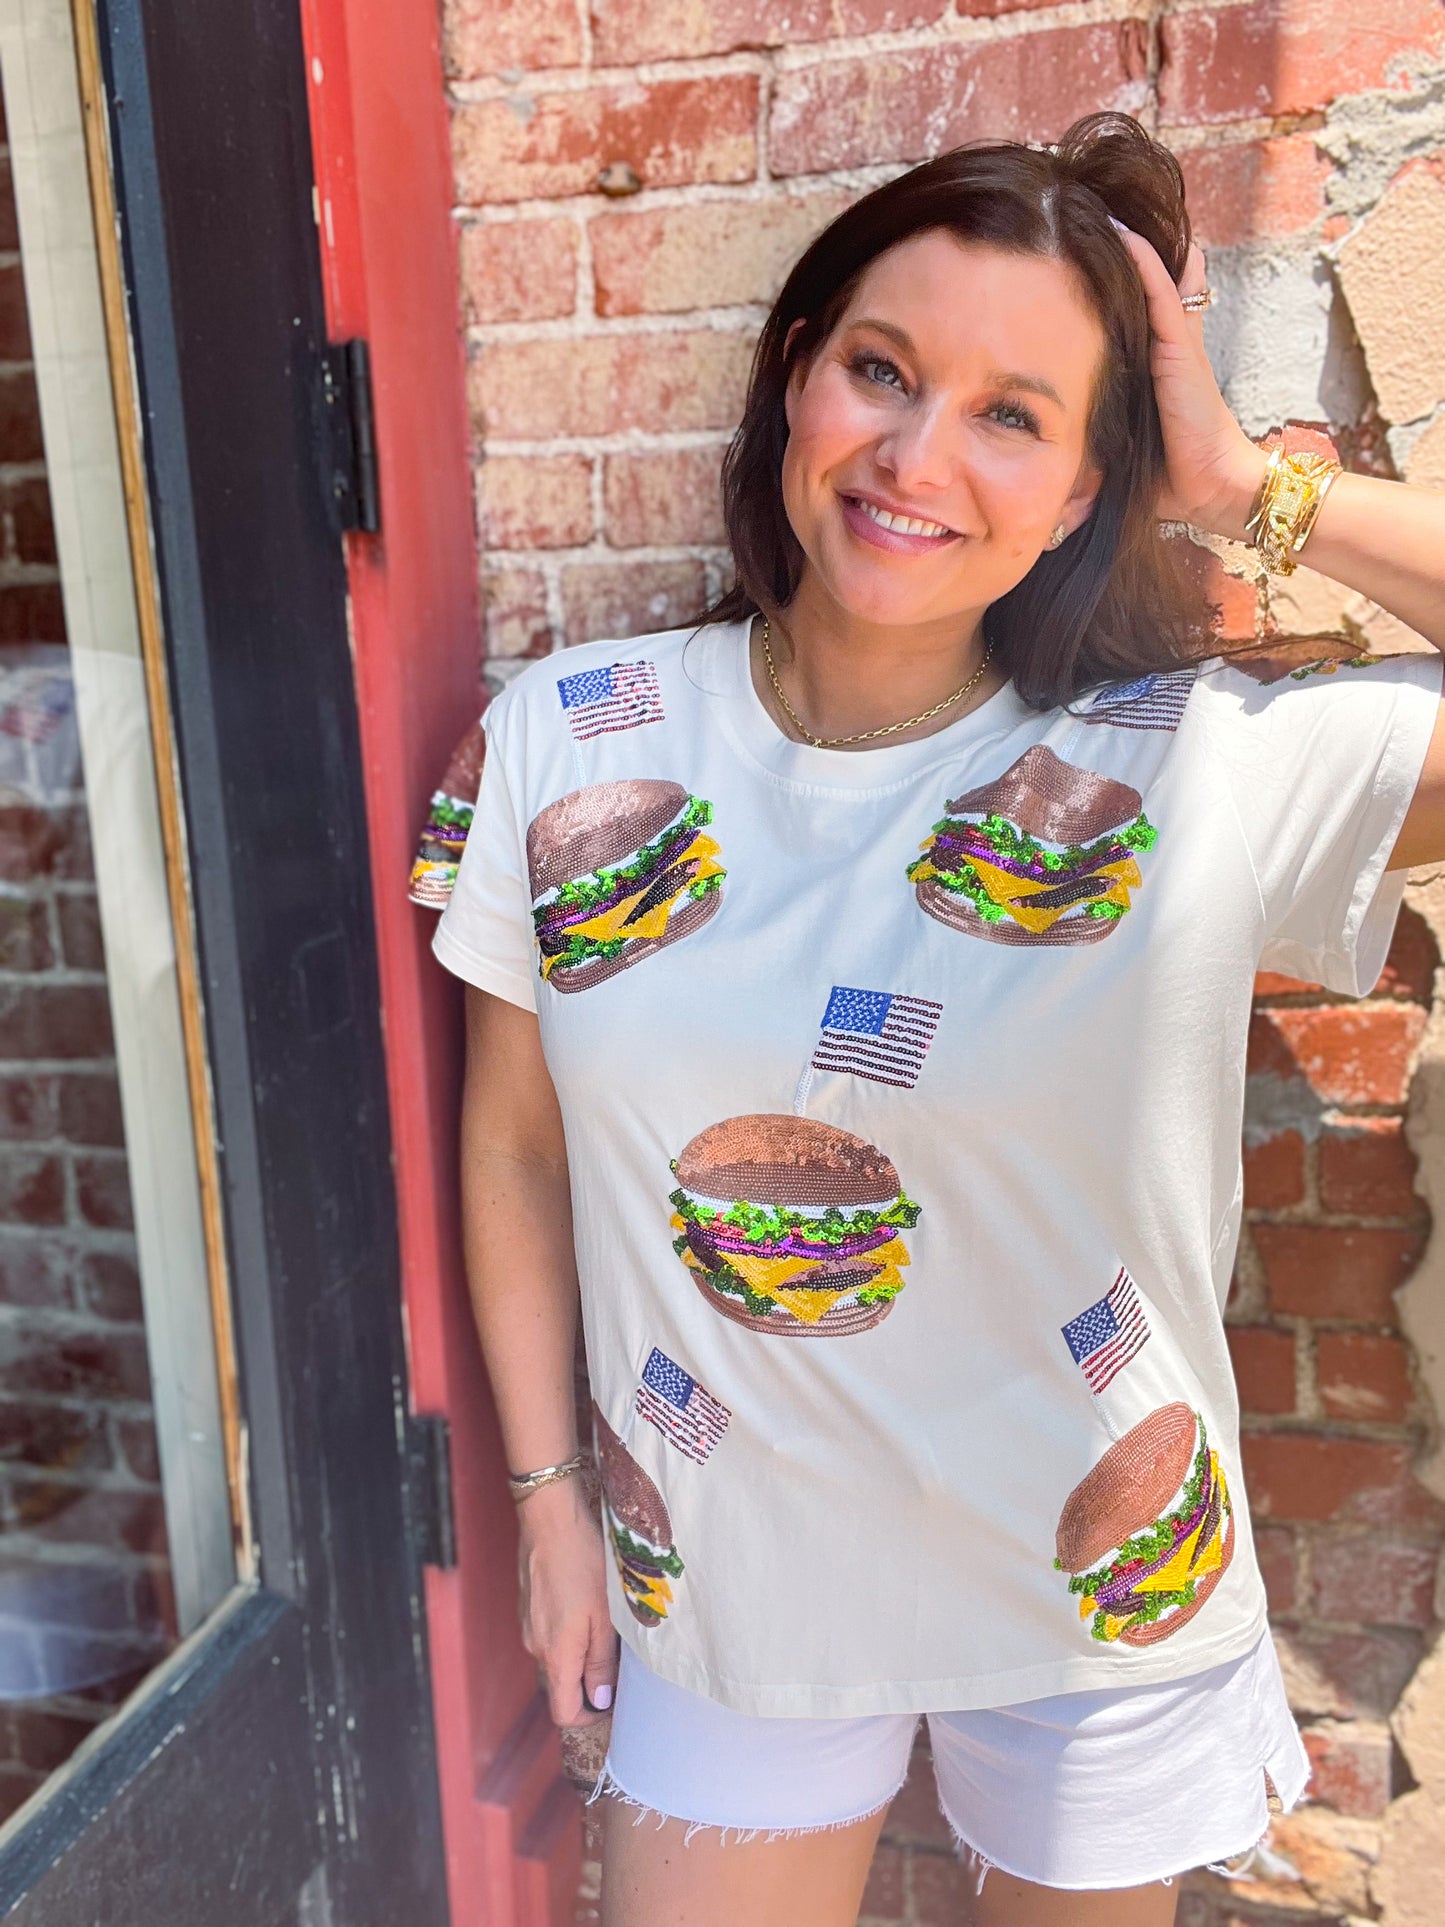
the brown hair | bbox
[703,113,1216,710]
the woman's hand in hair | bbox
[1112,224,1268,541]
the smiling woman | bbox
[708,116,1213,718]
[427,109,1445,1927]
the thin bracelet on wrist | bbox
[508,1451,588,1504]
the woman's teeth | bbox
[854,498,954,539]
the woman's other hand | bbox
[516,1474,618,1726]
[1113,223,1268,541]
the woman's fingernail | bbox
[1109,216,1132,236]
[592,1682,613,1709]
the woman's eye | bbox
[851,352,906,391]
[988,400,1042,435]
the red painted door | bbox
[296,4,582,1921]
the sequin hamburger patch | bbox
[526,778,724,992]
[910,744,1157,945]
[669,1114,920,1337]
[1054,1403,1234,1646]
[592,1401,685,1626]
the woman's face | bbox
[781,230,1109,632]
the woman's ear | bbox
[1059,457,1105,541]
[782,317,811,428]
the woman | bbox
[428,114,1445,1924]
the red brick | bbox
[11,1707,103,1775]
[474,330,754,440]
[603,447,726,549]
[858,1838,905,1919]
[1301,1723,1392,1817]
[75,1152,133,1230]
[592,193,852,317]
[1171,534,1258,639]
[58,1072,126,1149]
[908,1845,974,1925]
[117,1416,161,1482]
[478,454,593,551]
[0,900,54,972]
[0,155,18,254]
[1241,1434,1442,1528]
[768,23,1149,177]
[0,1769,42,1827]
[1242,1129,1305,1209]
[1253,969,1324,997]
[1378,904,1437,1004]
[1180,137,1333,250]
[0,583,66,645]
[1316,1331,1415,1424]
[78,1250,143,1322]
[1,476,57,567]
[0,982,116,1059]
[0,1401,109,1475]
[1255,1223,1424,1322]
[561,559,706,649]
[0,261,32,361]
[452,76,758,207]
[0,1237,73,1310]
[459,219,577,326]
[1309,1531,1439,1627]
[480,566,552,661]
[55,893,104,971]
[594,0,948,64]
[1228,1326,1296,1415]
[442,0,581,78]
[0,1325,153,1401]
[0,1075,58,1141]
[1159,0,1445,126]
[0,1150,63,1225]
[1318,1118,1419,1217]
[1255,1522,1297,1613]
[1252,1004,1426,1106]
[0,371,44,464]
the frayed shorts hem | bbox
[584,1762,910,1848]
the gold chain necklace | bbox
[759,615,994,749]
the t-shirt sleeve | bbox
[1208,650,1442,995]
[431,704,538,1011]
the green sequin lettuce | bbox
[609,1518,684,1580]
[1063,1423,1212,1603]
[427,793,475,831]
[907,809,1154,923]
[1287,653,1381,681]
[669,1190,919,1317]
[537,795,715,927]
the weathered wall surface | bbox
[442,5,1445,1921]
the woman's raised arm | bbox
[459,984,617,1726]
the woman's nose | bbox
[875,407,971,510]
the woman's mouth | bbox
[839,492,962,555]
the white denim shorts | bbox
[587,1631,1311,1892]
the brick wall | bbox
[445,4,1445,1920]
[0,85,171,1826]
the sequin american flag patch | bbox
[1083,669,1196,733]
[556,661,665,741]
[635,1347,730,1465]
[810,986,942,1090]
[1061,1268,1151,1394]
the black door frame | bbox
[0,1,449,1918]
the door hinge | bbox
[321,337,380,535]
[405,1411,457,1571]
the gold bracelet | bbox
[1245,446,1342,577]
[508,1452,587,1504]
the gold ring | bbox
[1180,288,1215,312]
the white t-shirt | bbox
[433,618,1441,1717]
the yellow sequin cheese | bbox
[1079,1455,1229,1636]
[675,1225,910,1324]
[538,833,723,978]
[912,851,1142,935]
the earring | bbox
[1049,524,1067,548]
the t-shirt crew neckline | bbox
[701,615,1035,794]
